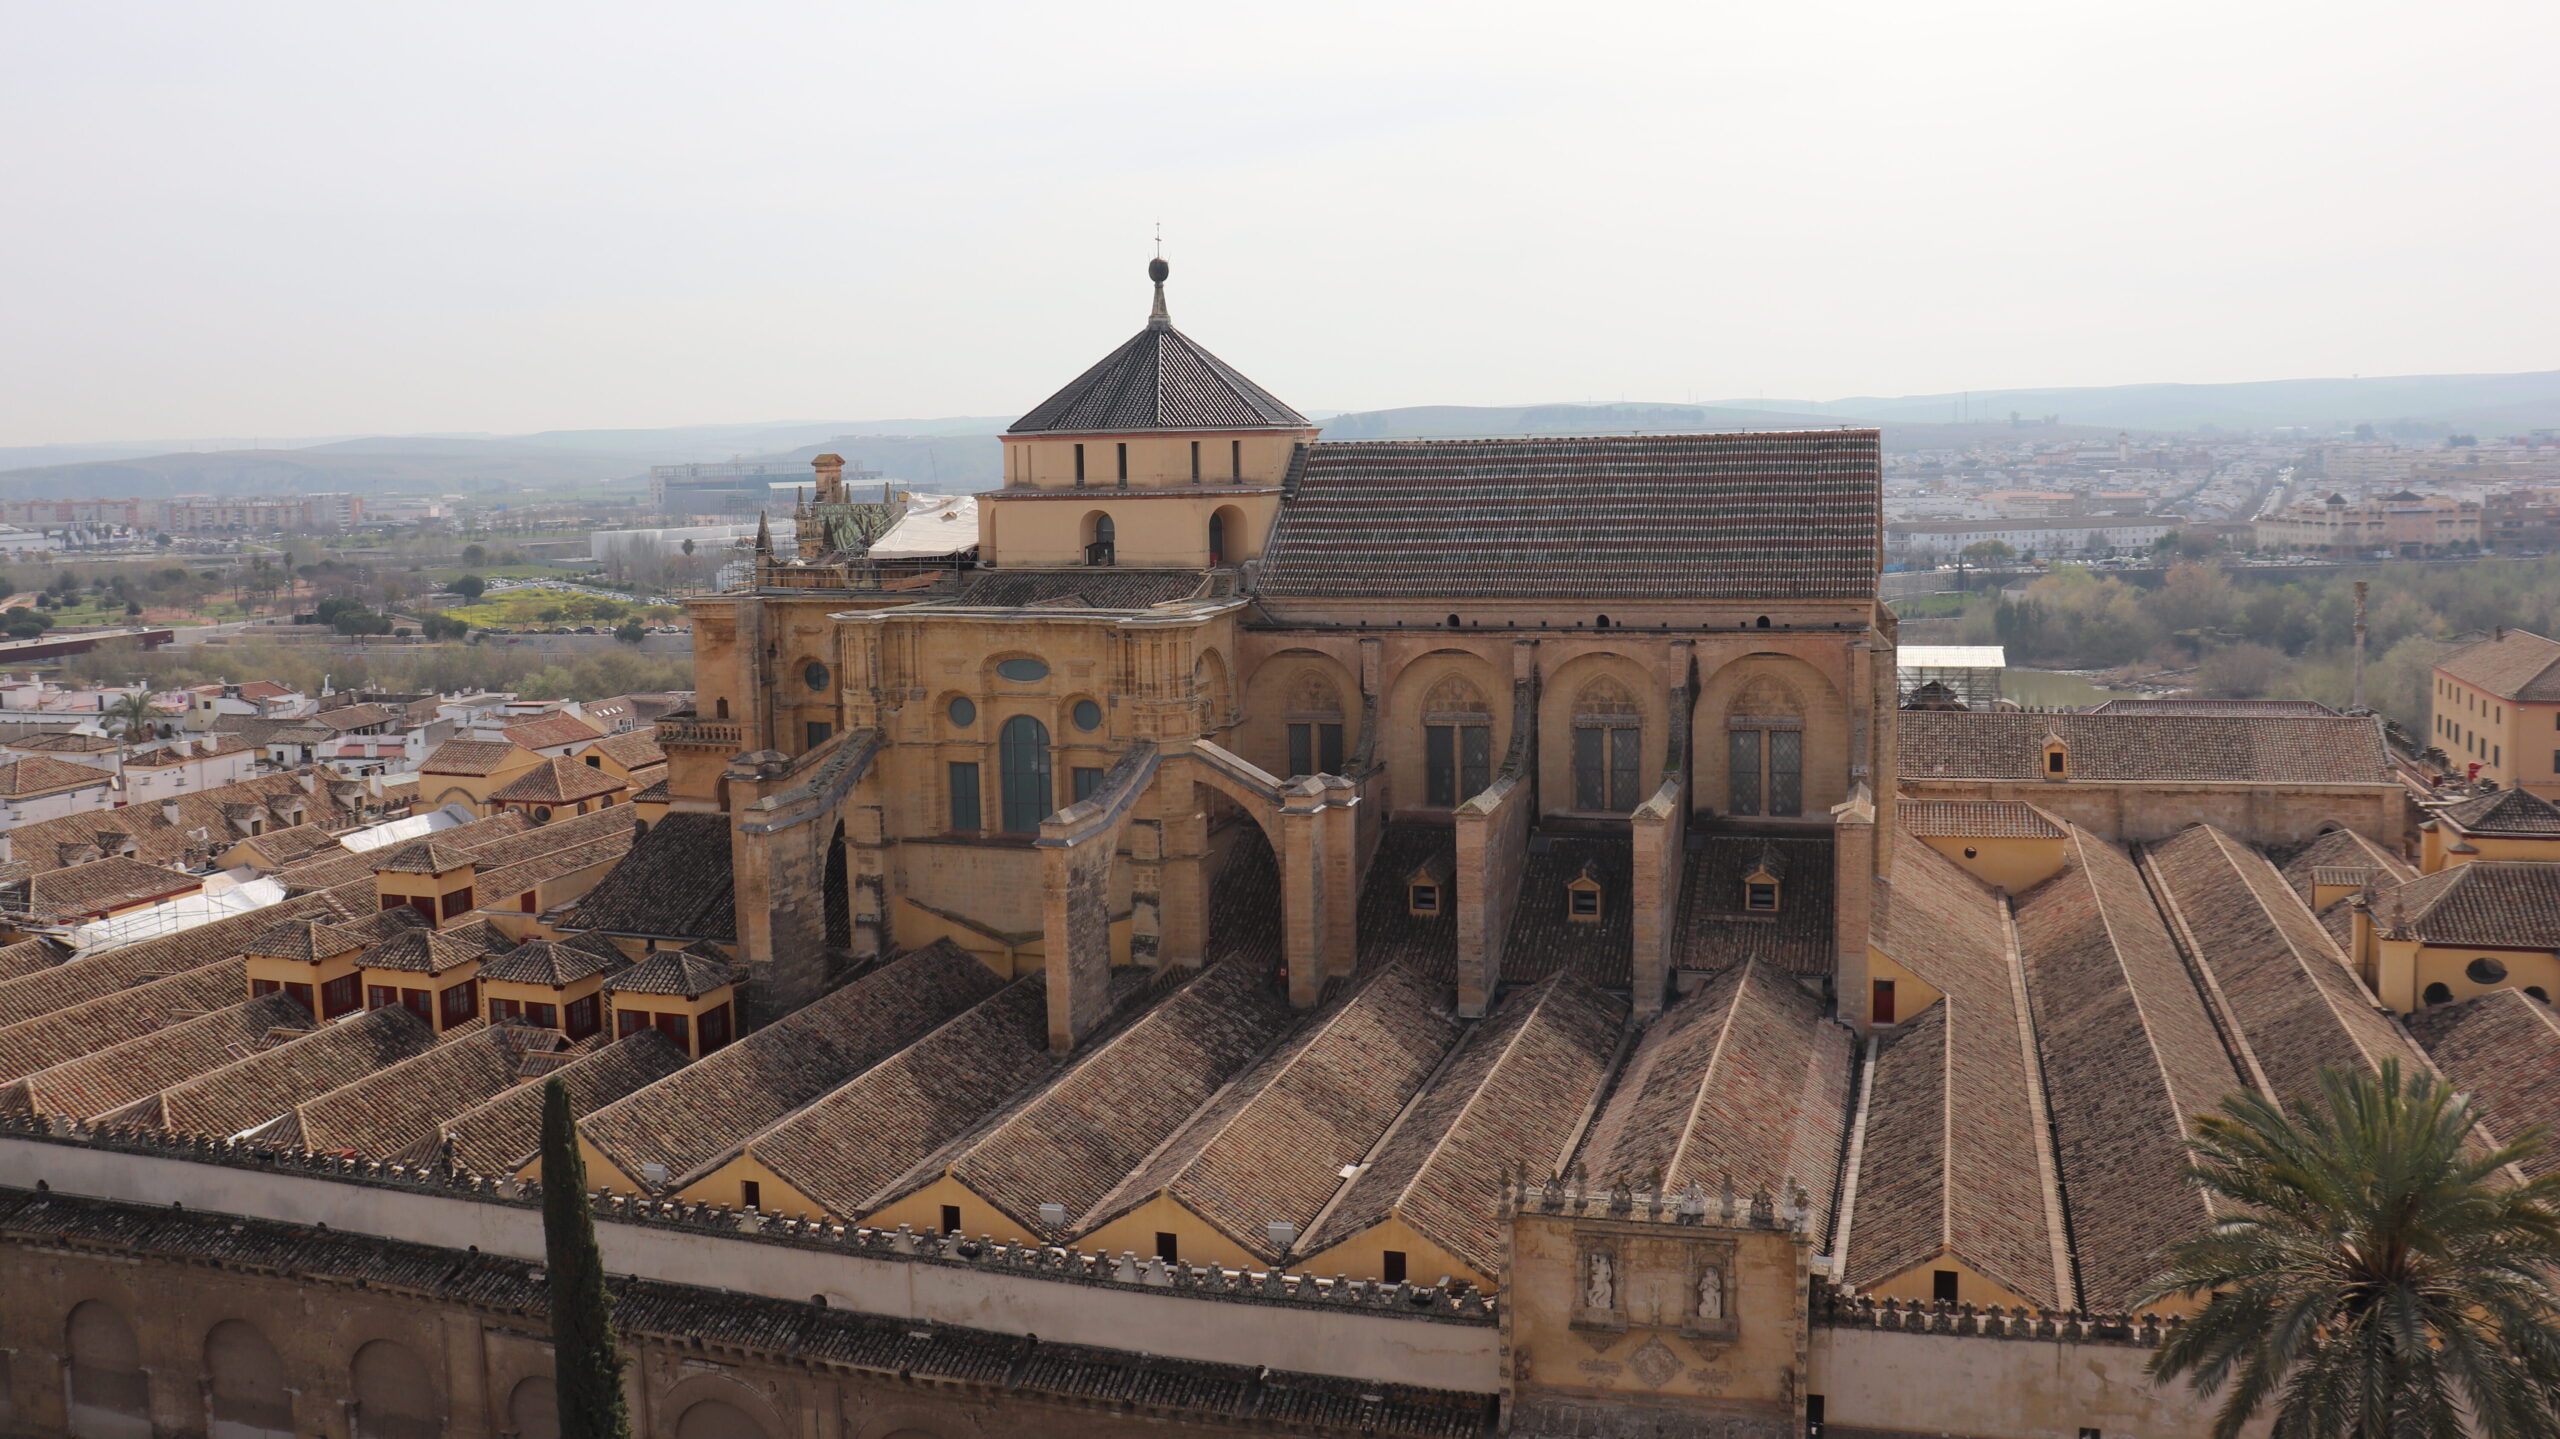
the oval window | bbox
[803,661,830,692]
[2423,982,2453,1006]
[995,658,1049,683]
[2531,987,2551,1004]
[2467,956,2509,985]
[948,696,977,727]
[1072,699,1103,732]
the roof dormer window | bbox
[1566,866,1604,923]
[2041,733,2070,780]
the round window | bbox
[2467,956,2509,985]
[995,658,1049,683]
[1072,699,1103,732]
[2531,987,2551,1005]
[948,696,977,727]
[2423,982,2454,1006]
[803,661,830,692]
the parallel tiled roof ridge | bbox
[119,1002,441,1141]
[438,1028,690,1176]
[1900,710,2391,785]
[0,991,315,1123]
[289,1021,563,1160]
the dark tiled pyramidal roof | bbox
[1256,431,1882,601]
[1009,269,1308,434]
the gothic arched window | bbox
[1422,674,1492,808]
[999,714,1053,834]
[1285,673,1345,778]
[1726,677,1804,817]
[1572,679,1643,812]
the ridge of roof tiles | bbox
[1897,798,2065,840]
[244,918,368,962]
[0,991,315,1123]
[479,937,627,987]
[373,836,475,874]
[2408,989,2560,1180]
[2379,860,2560,950]
[488,755,627,805]
[2011,826,2238,1312]
[109,1002,443,1140]
[1300,971,1627,1277]
[439,1028,690,1177]
[1256,430,1882,602]
[282,1021,562,1159]
[602,947,734,998]
[363,921,512,976]
[0,964,246,1085]
[1076,959,1464,1262]
[1852,838,2065,1309]
[578,941,1006,1192]
[558,811,736,942]
[421,739,529,775]
[1573,956,1854,1239]
[2436,628,2560,701]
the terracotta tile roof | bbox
[1256,431,1882,602]
[310,703,399,734]
[944,569,1211,610]
[2085,698,2341,717]
[2436,628,2560,701]
[2143,826,2420,1106]
[372,836,475,874]
[1674,834,1835,976]
[234,681,293,701]
[1899,710,2392,784]
[0,991,313,1122]
[421,739,529,776]
[0,754,116,799]
[1008,312,1308,433]
[1302,972,1627,1277]
[488,755,628,805]
[126,734,255,766]
[1575,957,1855,1238]
[1898,798,2065,840]
[9,772,356,876]
[7,731,118,753]
[588,731,665,769]
[244,918,368,962]
[2438,787,2560,837]
[0,937,63,983]
[0,882,361,1030]
[448,805,624,868]
[579,941,1006,1192]
[2276,827,2413,911]
[1852,840,2065,1308]
[111,1002,442,1139]
[2012,827,2238,1312]
[12,856,201,923]
[559,812,736,941]
[745,976,1057,1218]
[272,848,381,894]
[362,920,510,976]
[2380,861,2560,950]
[471,826,637,906]
[282,1022,562,1158]
[439,1028,689,1176]
[2408,990,2560,1180]
[602,947,735,998]
[940,958,1296,1238]
[229,822,346,866]
[0,963,244,1084]
[632,777,670,804]
[503,711,606,752]
[1496,838,1632,989]
[1351,826,1458,976]
[1080,960,1465,1262]
[479,937,627,987]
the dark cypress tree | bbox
[541,1077,632,1439]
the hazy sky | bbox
[4,0,2555,446]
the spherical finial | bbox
[1148,257,1169,284]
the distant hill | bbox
[0,446,643,502]
[1724,369,2560,434]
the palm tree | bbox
[103,691,160,746]
[2145,1061,2560,1439]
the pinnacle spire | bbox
[1147,251,1171,331]
[754,510,772,557]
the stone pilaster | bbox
[1830,785,1877,1033]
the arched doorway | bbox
[1084,512,1116,567]
[64,1300,148,1439]
[350,1339,439,1439]
[999,715,1053,834]
[1208,510,1227,566]
[204,1320,291,1439]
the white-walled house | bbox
[0,755,118,832]
[120,735,258,803]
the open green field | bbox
[438,589,685,629]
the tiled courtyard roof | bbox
[559,812,736,942]
[0,991,313,1122]
[1079,960,1464,1263]
[2142,825,2418,1105]
[1675,834,1835,976]
[1575,957,1854,1237]
[0,937,63,983]
[2409,989,2560,1180]
[2436,628,2560,701]
[1852,839,2066,1309]
[2012,827,2238,1312]
[2437,786,2560,836]
[2276,827,2414,909]
[1897,798,2064,840]
[1899,711,2390,784]
[1256,431,1882,602]
[747,976,1056,1219]
[1302,971,1626,1277]
[440,1028,689,1176]
[588,730,665,770]
[280,1022,561,1158]
[579,941,1006,1192]
[0,964,248,1084]
[2379,861,2560,950]
[373,837,475,874]
[1497,837,1631,989]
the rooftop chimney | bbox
[1265,1220,1297,1252]
[160,799,181,827]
